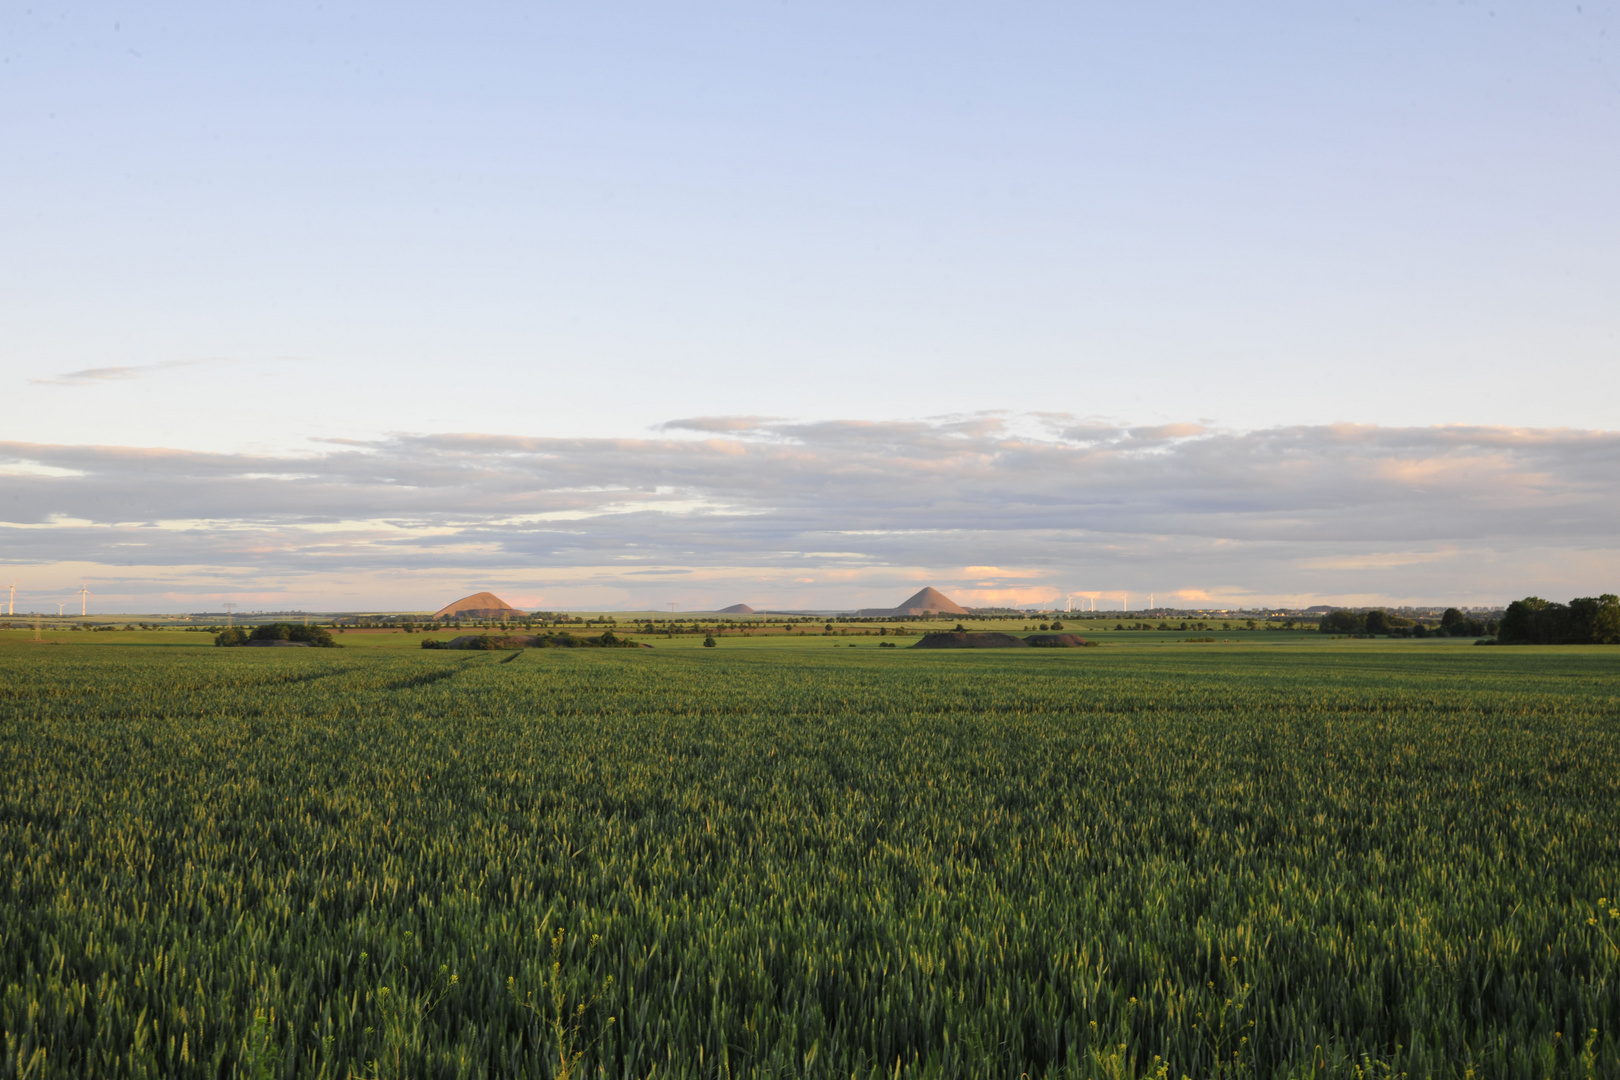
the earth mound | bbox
[433,591,525,621]
[857,586,971,617]
[1023,633,1094,648]
[717,604,756,614]
[429,632,651,650]
[243,639,311,647]
[910,632,1028,649]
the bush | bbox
[703,634,717,648]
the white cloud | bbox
[28,359,212,387]
[1,416,1616,609]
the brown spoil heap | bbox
[856,587,970,617]
[717,604,756,614]
[910,632,1027,649]
[432,591,526,621]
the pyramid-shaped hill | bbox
[856,587,969,617]
[717,603,756,614]
[432,591,525,621]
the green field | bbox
[2,639,1616,1078]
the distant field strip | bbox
[1,646,1617,1078]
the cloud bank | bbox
[1,416,1615,611]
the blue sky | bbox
[2,2,1617,611]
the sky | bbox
[2,1,1618,613]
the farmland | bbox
[1,640,1617,1078]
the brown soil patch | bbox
[910,632,1027,649]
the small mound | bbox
[243,639,311,647]
[436,632,652,650]
[910,632,1028,649]
[717,603,755,614]
[1023,633,1094,648]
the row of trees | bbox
[1316,597,1618,644]
[216,623,338,647]
[1499,595,1620,645]
[1318,608,1493,637]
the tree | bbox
[1440,608,1486,637]
[703,634,717,648]
[1569,594,1620,645]
[1318,611,1361,634]
[1363,610,1391,635]
[1499,597,1558,644]
[1499,595,1619,644]
[1591,595,1620,645]
[251,622,338,647]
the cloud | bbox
[0,416,1616,608]
[657,416,783,434]
[29,359,210,386]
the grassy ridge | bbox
[2,645,1617,1078]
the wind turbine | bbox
[7,582,14,616]
[77,583,92,616]
[224,602,236,627]
[1122,592,1128,613]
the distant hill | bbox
[717,604,756,614]
[432,592,525,621]
[856,587,969,617]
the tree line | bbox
[1498,595,1620,645]
[1318,595,1618,644]
[1318,608,1493,637]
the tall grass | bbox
[1,645,1616,1078]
